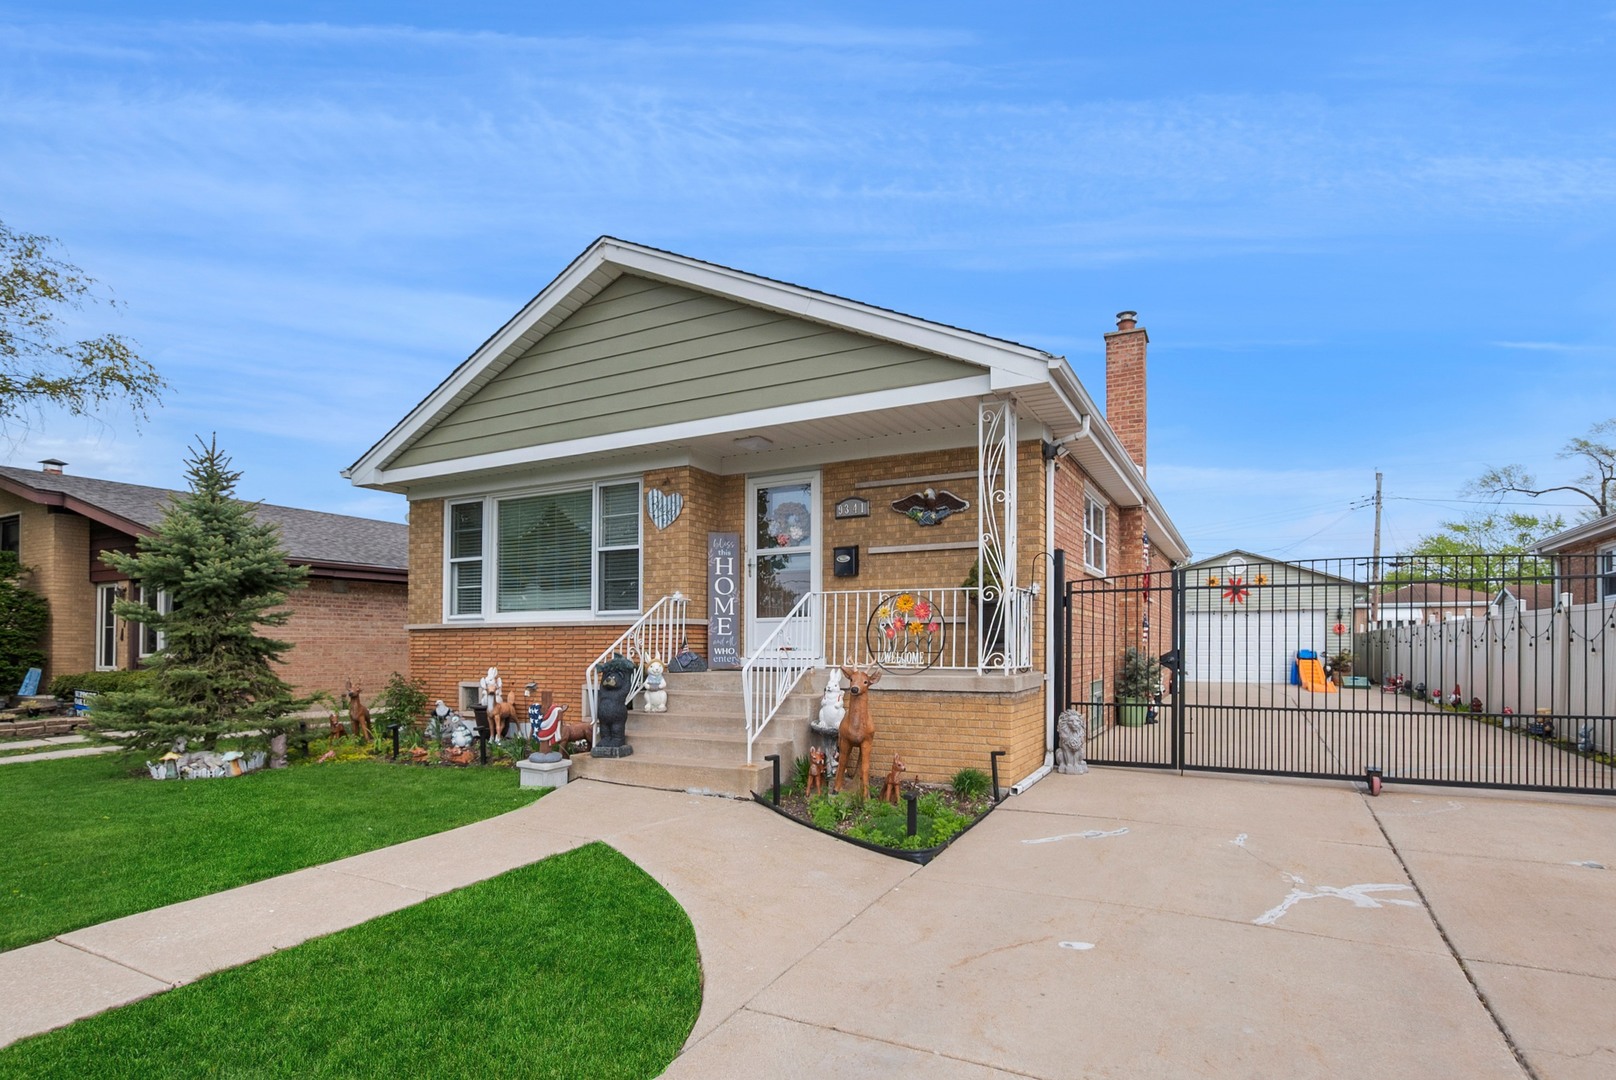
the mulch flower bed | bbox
[755,780,997,864]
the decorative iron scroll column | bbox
[977,398,1017,672]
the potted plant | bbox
[1329,649,1353,676]
[1116,646,1160,727]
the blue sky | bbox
[2,2,1612,560]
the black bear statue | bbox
[591,656,637,758]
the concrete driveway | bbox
[668,770,1616,1079]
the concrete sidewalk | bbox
[3,773,1613,1079]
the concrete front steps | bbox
[569,670,816,798]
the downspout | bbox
[1011,416,1088,797]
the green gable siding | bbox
[388,275,985,469]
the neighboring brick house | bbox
[0,462,408,698]
[1531,513,1616,605]
[346,237,1189,790]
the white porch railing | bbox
[820,586,1038,672]
[584,593,689,728]
[741,585,1037,763]
[741,591,818,764]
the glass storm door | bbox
[746,473,821,657]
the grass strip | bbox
[0,754,545,952]
[0,843,701,1079]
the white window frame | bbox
[1083,494,1108,576]
[0,514,18,555]
[135,584,170,658]
[95,583,119,671]
[446,500,485,618]
[1599,544,1616,602]
[442,478,643,622]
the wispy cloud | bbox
[1490,340,1611,353]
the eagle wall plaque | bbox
[890,488,969,527]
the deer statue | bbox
[806,746,827,796]
[488,691,519,742]
[344,678,372,742]
[834,665,881,795]
[880,754,906,804]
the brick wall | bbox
[274,577,409,700]
[407,624,627,717]
[2,492,96,681]
[1104,318,1148,474]
[401,441,1058,769]
[1552,536,1614,605]
[858,681,1046,786]
[407,499,443,625]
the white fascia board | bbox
[604,242,1056,382]
[350,237,1055,487]
[1048,358,1190,562]
[360,374,994,490]
[347,241,620,485]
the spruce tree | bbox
[96,438,308,755]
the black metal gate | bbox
[1061,553,1616,796]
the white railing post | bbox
[741,591,820,764]
[978,398,1017,673]
[584,593,689,736]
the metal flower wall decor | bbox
[890,487,969,526]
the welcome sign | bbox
[707,531,741,669]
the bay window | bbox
[446,479,641,619]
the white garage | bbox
[1181,551,1363,684]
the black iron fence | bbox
[1064,554,1616,795]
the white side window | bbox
[1084,495,1107,575]
[95,584,119,670]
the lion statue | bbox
[1054,708,1088,775]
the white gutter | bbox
[1011,758,1054,795]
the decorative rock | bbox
[517,757,570,789]
[528,750,564,763]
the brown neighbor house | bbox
[0,461,408,698]
[344,237,1190,796]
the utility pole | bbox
[1370,471,1383,627]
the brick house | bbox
[345,237,1189,793]
[0,462,407,699]
[1531,513,1616,605]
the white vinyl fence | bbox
[1358,596,1616,753]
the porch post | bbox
[978,398,1017,673]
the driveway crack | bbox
[1368,798,1539,1080]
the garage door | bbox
[1185,609,1330,683]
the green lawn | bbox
[0,753,545,952]
[0,843,702,1079]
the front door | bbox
[746,472,821,657]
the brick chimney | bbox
[1104,311,1147,473]
[39,458,67,475]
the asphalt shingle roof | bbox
[0,466,406,571]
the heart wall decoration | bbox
[646,489,684,530]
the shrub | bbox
[47,669,154,699]
[0,551,48,693]
[951,767,991,801]
[374,671,429,729]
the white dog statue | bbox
[641,656,668,713]
[811,668,847,736]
